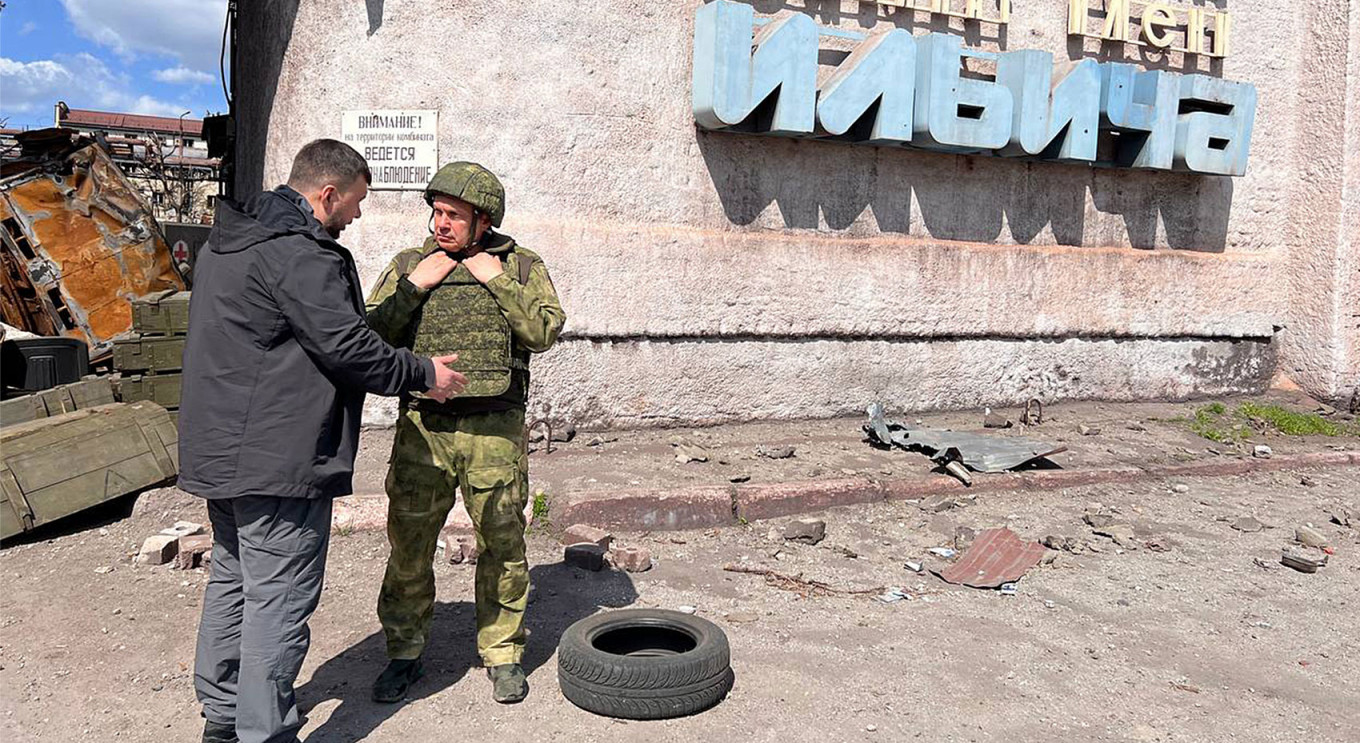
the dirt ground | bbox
[2,466,1357,741]
[352,392,1357,500]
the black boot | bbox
[371,658,424,703]
[201,719,237,743]
[487,663,528,704]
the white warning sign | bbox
[341,110,438,190]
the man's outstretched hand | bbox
[426,354,468,402]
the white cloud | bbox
[153,66,215,85]
[20,22,38,36]
[0,54,188,118]
[60,0,228,74]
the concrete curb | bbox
[335,451,1359,533]
[332,496,536,534]
[553,451,1360,531]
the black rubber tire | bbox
[557,609,733,719]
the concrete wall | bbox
[236,0,1359,428]
[1277,0,1360,410]
[1346,2,1360,407]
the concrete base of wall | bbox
[365,335,1274,428]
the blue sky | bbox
[1,0,229,129]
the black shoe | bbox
[372,658,424,703]
[488,663,528,704]
[202,719,238,743]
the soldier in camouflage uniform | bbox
[364,162,565,704]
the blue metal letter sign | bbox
[692,1,817,135]
[997,52,1101,161]
[816,29,917,144]
[692,1,1256,175]
[913,34,1013,151]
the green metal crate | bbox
[1,401,178,541]
[131,290,191,336]
[112,334,186,373]
[116,373,182,410]
[0,378,117,428]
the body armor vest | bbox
[396,244,533,413]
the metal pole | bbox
[177,111,191,221]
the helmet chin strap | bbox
[460,209,483,255]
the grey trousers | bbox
[194,496,333,743]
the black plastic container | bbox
[1,337,89,397]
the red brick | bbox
[562,524,613,550]
[174,534,212,570]
[608,545,652,572]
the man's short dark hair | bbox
[286,139,372,192]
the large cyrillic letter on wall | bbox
[913,34,1013,151]
[1174,76,1256,176]
[692,1,818,135]
[997,51,1100,161]
[816,29,917,144]
[1099,63,1178,170]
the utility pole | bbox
[177,111,191,222]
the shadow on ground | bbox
[1,491,142,548]
[297,561,638,741]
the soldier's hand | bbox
[408,251,460,291]
[427,354,468,402]
[463,251,504,284]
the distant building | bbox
[54,102,222,224]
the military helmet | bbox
[424,161,505,227]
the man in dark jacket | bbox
[178,139,466,743]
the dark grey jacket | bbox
[177,186,434,500]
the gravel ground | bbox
[2,463,1356,742]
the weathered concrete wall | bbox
[1278,0,1359,408]
[1346,2,1360,406]
[236,0,1359,427]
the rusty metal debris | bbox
[526,418,554,454]
[935,527,1048,589]
[864,403,1066,475]
[1,129,184,361]
[1021,398,1044,426]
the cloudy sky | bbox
[1,0,230,129]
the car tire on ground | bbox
[557,608,734,719]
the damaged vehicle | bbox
[1,128,185,362]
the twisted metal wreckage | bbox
[865,402,1066,485]
[1,129,185,360]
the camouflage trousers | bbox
[377,406,529,666]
